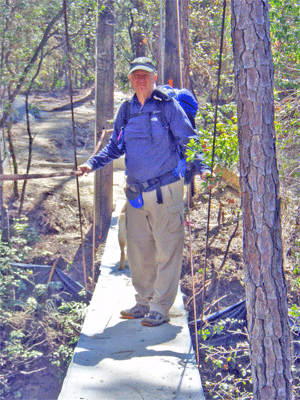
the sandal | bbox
[120,304,150,319]
[141,311,170,327]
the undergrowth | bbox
[0,218,86,399]
[186,91,300,399]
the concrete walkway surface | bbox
[58,200,205,400]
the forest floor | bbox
[2,88,300,399]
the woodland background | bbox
[0,0,300,399]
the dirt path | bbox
[4,90,128,288]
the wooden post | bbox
[95,0,114,240]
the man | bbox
[78,57,211,327]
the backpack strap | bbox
[122,99,132,128]
[121,97,160,143]
[155,100,169,130]
[121,87,172,131]
[116,99,132,151]
[121,99,153,128]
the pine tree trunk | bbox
[231,1,293,398]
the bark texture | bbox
[231,1,293,398]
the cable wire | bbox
[202,0,227,320]
[62,0,88,293]
[176,0,183,88]
[187,191,200,366]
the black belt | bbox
[128,171,180,204]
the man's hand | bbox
[77,164,92,176]
[201,171,216,189]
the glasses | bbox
[130,72,153,81]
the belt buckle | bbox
[142,180,153,190]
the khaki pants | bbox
[126,179,184,316]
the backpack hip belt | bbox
[127,170,180,205]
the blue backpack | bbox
[154,85,198,129]
[119,85,198,182]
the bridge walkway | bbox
[58,199,205,400]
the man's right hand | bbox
[77,164,92,176]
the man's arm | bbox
[77,103,127,175]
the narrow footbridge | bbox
[58,200,205,400]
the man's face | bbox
[128,70,157,98]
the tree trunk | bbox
[164,0,182,88]
[231,1,293,398]
[0,139,9,242]
[0,8,64,128]
[181,0,190,89]
[18,53,44,217]
[129,0,146,58]
[133,30,146,57]
[6,118,18,199]
[152,20,163,85]
[95,0,114,240]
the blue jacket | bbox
[85,87,210,183]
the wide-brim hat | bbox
[129,57,157,74]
